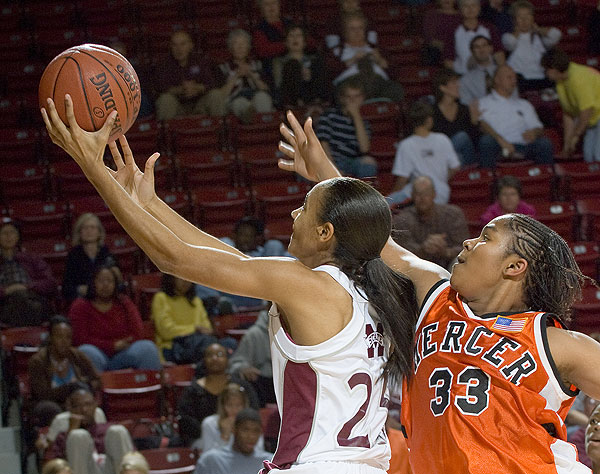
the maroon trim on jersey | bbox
[268,361,318,471]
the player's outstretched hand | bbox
[41,95,115,174]
[108,136,160,209]
[278,110,341,182]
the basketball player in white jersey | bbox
[41,96,418,474]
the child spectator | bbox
[389,101,460,205]
[68,265,160,372]
[480,175,536,226]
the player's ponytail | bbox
[319,178,418,385]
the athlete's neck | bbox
[463,286,528,316]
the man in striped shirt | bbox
[315,78,376,178]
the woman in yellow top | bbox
[151,273,213,362]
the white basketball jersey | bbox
[264,265,390,471]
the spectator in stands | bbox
[178,343,259,446]
[272,25,329,110]
[478,64,554,167]
[432,68,479,166]
[568,394,600,469]
[479,175,536,226]
[447,0,503,74]
[154,30,220,121]
[46,385,134,474]
[119,451,150,474]
[392,176,468,270]
[196,382,265,453]
[194,408,270,474]
[41,459,72,474]
[586,402,600,472]
[252,0,293,75]
[68,264,161,372]
[422,0,462,66]
[315,77,376,178]
[151,273,214,363]
[480,0,513,36]
[542,48,600,163]
[459,35,502,105]
[228,310,275,407]
[502,0,561,92]
[329,12,404,101]
[389,102,460,205]
[0,219,57,327]
[29,316,100,427]
[62,213,121,305]
[196,217,287,313]
[325,0,378,53]
[37,382,107,458]
[210,29,273,124]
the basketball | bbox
[39,44,141,142]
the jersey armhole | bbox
[540,314,579,397]
[415,279,450,329]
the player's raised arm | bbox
[106,136,247,258]
[279,110,449,305]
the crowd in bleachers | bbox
[2,0,600,472]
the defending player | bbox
[278,111,600,474]
[41,96,417,474]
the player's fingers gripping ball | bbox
[39,44,140,142]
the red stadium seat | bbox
[360,102,402,137]
[1,326,48,387]
[0,128,40,164]
[129,272,162,320]
[576,199,600,241]
[231,112,287,149]
[105,234,142,277]
[237,145,297,186]
[571,285,600,334]
[494,163,557,202]
[395,66,435,99]
[6,200,70,240]
[535,201,578,242]
[253,182,312,224]
[51,161,97,199]
[143,447,197,474]
[100,369,163,421]
[124,119,164,157]
[167,115,225,153]
[449,167,494,207]
[177,150,238,189]
[70,195,121,234]
[1,163,50,202]
[20,238,70,278]
[555,162,600,201]
[162,364,195,415]
[569,241,599,281]
[191,187,254,237]
[370,136,398,174]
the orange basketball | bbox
[39,44,141,142]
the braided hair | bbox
[503,214,588,326]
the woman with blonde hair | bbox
[62,212,122,304]
[119,451,150,474]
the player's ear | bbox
[503,257,528,280]
[316,222,334,243]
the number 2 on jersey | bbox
[337,372,388,448]
[429,367,490,416]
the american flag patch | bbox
[491,316,527,333]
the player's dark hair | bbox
[502,214,587,326]
[319,177,418,385]
[541,47,570,73]
[161,273,196,304]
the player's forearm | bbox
[318,142,343,180]
[145,197,246,257]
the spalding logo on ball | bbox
[39,44,141,142]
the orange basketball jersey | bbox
[401,280,591,474]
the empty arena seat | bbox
[100,369,163,421]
